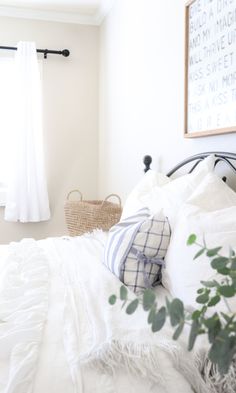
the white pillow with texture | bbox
[162,204,236,312]
[121,155,215,223]
[138,154,215,226]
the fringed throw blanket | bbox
[59,232,213,393]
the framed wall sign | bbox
[185,0,236,138]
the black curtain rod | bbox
[0,45,70,59]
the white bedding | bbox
[0,232,209,393]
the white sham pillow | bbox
[137,154,216,226]
[185,172,236,211]
[121,170,170,219]
[162,203,236,312]
[121,155,215,223]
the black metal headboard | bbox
[143,152,236,179]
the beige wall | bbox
[0,17,99,243]
[99,0,236,201]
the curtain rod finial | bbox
[62,49,70,57]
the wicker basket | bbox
[64,190,122,236]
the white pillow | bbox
[121,170,170,219]
[139,154,216,226]
[162,204,236,312]
[185,172,236,211]
[122,154,215,226]
[104,208,171,293]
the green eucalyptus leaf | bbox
[187,234,197,245]
[207,247,223,257]
[200,280,217,288]
[207,247,222,257]
[197,288,204,294]
[152,307,166,332]
[218,285,235,298]
[217,267,230,276]
[143,289,156,311]
[211,257,227,269]
[196,293,209,304]
[203,313,220,329]
[188,319,199,351]
[173,321,184,340]
[203,314,221,344]
[169,299,184,327]
[209,332,236,375]
[208,295,221,307]
[193,248,205,260]
[120,285,128,301]
[192,310,201,320]
[148,307,156,324]
[109,294,117,305]
[126,299,139,315]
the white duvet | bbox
[0,232,210,393]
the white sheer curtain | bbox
[5,41,50,222]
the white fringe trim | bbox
[200,355,236,393]
[79,339,211,393]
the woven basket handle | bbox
[67,189,83,201]
[102,194,122,207]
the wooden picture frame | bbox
[184,0,236,138]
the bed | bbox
[0,151,236,393]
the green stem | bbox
[223,297,232,313]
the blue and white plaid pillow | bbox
[104,208,171,293]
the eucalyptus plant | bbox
[108,235,236,375]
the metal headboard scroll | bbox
[143,152,236,179]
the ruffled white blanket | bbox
[0,233,216,393]
[0,239,49,393]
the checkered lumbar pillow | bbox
[104,208,171,293]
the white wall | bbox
[0,17,99,244]
[99,0,236,202]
